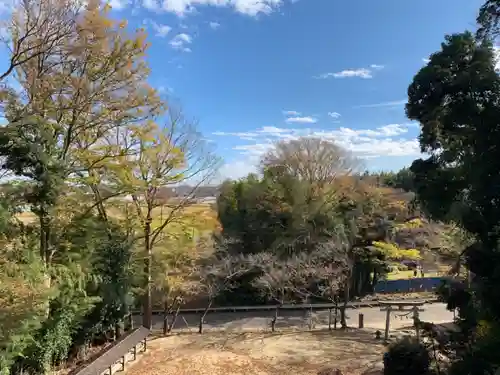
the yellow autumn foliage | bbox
[394,217,424,231]
[372,241,422,261]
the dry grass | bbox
[125,330,386,375]
[15,203,219,232]
[16,211,37,224]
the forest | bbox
[2,0,500,374]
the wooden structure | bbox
[70,327,149,375]
[379,301,425,341]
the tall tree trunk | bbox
[168,302,182,334]
[199,300,213,334]
[142,217,152,329]
[39,210,52,316]
[340,285,349,329]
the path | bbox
[137,302,453,332]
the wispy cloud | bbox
[213,131,259,137]
[169,33,193,52]
[257,126,289,134]
[214,122,420,180]
[317,69,372,79]
[146,20,172,37]
[282,110,301,116]
[209,21,221,29]
[154,0,285,17]
[282,110,317,124]
[143,0,160,10]
[328,112,341,119]
[353,99,407,108]
[285,116,317,124]
[422,57,430,63]
[213,123,419,158]
[315,64,384,80]
[108,0,129,10]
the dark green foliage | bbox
[477,0,500,40]
[383,337,431,375]
[406,27,500,375]
[75,238,134,345]
[0,205,48,375]
[217,171,348,256]
[369,168,416,192]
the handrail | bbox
[69,327,150,375]
[132,298,439,316]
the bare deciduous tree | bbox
[261,137,362,188]
[196,250,250,333]
[252,253,294,332]
[311,241,350,329]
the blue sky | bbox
[0,0,487,181]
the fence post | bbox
[384,306,392,341]
[413,306,420,342]
[328,308,332,331]
[128,313,134,330]
[163,301,168,336]
[358,313,364,329]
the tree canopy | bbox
[406,24,500,375]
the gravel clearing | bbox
[125,330,386,375]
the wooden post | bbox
[163,301,168,336]
[115,322,123,339]
[121,356,126,371]
[127,313,134,331]
[328,308,332,331]
[108,365,113,375]
[132,345,137,360]
[413,306,420,342]
[358,313,364,329]
[309,304,313,330]
[384,306,392,341]
[143,337,147,352]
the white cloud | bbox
[316,64,384,80]
[285,116,317,124]
[354,99,406,108]
[157,0,285,17]
[422,57,430,63]
[213,131,259,137]
[108,0,129,9]
[320,69,372,79]
[257,126,289,134]
[282,110,317,124]
[209,21,221,29]
[169,33,193,52]
[147,20,172,37]
[215,122,419,159]
[283,110,301,116]
[143,0,160,10]
[217,159,258,181]
[328,112,341,119]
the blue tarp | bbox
[374,277,444,293]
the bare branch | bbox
[261,137,363,189]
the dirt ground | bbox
[124,330,386,375]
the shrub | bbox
[383,336,431,375]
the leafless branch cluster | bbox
[0,0,83,82]
[261,137,363,188]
